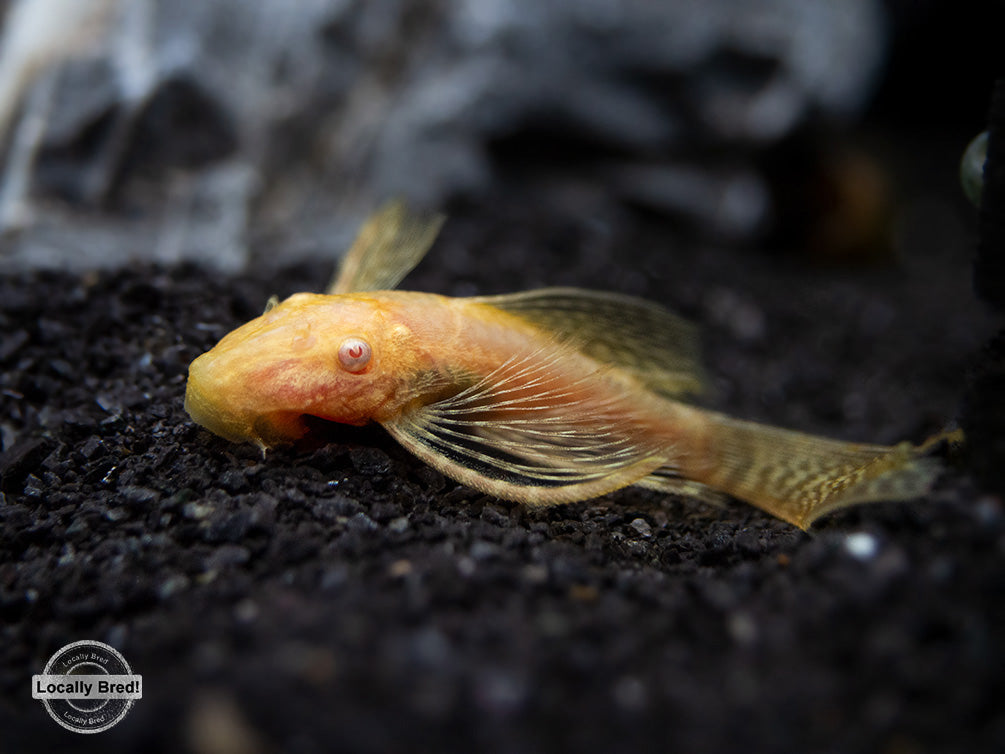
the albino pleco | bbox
[186,201,947,529]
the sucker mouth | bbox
[250,412,309,446]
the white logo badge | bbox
[32,640,142,734]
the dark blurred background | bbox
[0,0,1000,272]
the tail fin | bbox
[693,413,943,529]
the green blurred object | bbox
[961,130,988,206]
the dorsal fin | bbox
[472,288,705,398]
[326,200,445,294]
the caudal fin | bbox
[694,413,943,529]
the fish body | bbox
[186,202,941,529]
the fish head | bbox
[185,292,408,448]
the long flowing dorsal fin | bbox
[472,288,705,398]
[382,345,671,505]
[326,200,445,294]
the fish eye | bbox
[338,337,372,373]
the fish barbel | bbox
[185,201,942,529]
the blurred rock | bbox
[962,81,1005,500]
[0,0,886,270]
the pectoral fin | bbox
[383,346,669,505]
[327,200,445,294]
[473,288,705,398]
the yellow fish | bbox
[185,201,942,529]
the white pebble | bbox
[844,532,879,560]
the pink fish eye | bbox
[338,337,372,372]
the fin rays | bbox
[384,344,670,504]
[473,288,705,398]
[697,413,941,529]
[327,200,445,294]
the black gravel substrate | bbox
[1,196,1002,753]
